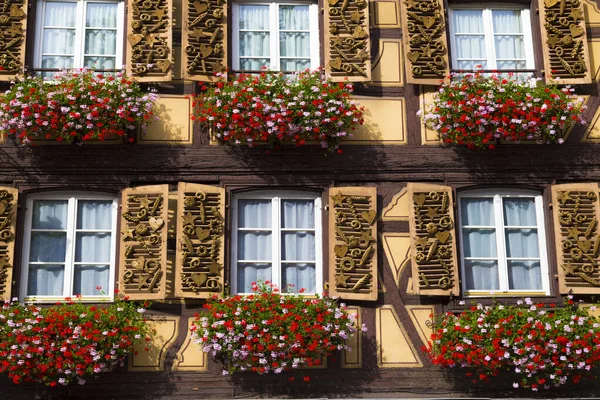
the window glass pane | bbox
[505,229,539,258]
[238,232,272,260]
[42,29,76,54]
[456,60,487,70]
[77,200,113,230]
[503,198,537,226]
[281,232,315,261]
[32,200,68,229]
[240,58,271,70]
[41,56,75,72]
[455,36,487,60]
[461,198,494,226]
[238,199,271,228]
[30,232,67,262]
[462,228,496,257]
[44,2,77,27]
[508,260,542,290]
[84,56,117,69]
[282,263,315,293]
[27,265,64,296]
[282,200,314,229]
[73,265,110,295]
[453,10,483,33]
[85,30,117,55]
[237,263,272,292]
[240,32,270,57]
[492,10,522,34]
[280,32,310,58]
[496,60,527,70]
[281,59,310,71]
[495,36,525,60]
[75,233,112,262]
[239,5,270,29]
[464,260,499,290]
[86,3,118,28]
[279,5,309,30]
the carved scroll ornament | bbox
[0,0,27,79]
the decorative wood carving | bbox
[324,0,372,82]
[399,0,449,84]
[407,183,459,296]
[182,0,227,81]
[175,183,225,298]
[551,183,600,294]
[329,187,377,301]
[540,0,591,84]
[0,0,27,80]
[126,0,172,81]
[0,187,17,301]
[119,185,169,300]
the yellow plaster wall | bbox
[371,40,404,87]
[376,305,422,368]
[381,187,409,221]
[173,317,208,371]
[139,95,193,144]
[129,316,180,371]
[405,305,434,347]
[341,306,362,368]
[381,232,411,289]
[371,0,401,28]
[349,98,406,144]
[419,86,441,145]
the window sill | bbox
[464,290,549,298]
[21,295,114,304]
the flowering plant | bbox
[0,68,159,145]
[425,298,600,390]
[419,71,586,149]
[192,281,363,374]
[192,69,364,154]
[0,293,152,386]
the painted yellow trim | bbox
[381,187,409,221]
[128,315,180,372]
[173,317,208,372]
[342,306,362,368]
[376,305,423,368]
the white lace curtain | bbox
[236,199,316,293]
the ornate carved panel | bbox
[329,187,377,301]
[552,183,600,293]
[0,0,27,80]
[324,0,372,82]
[119,185,169,300]
[182,0,227,81]
[175,183,225,298]
[540,0,592,84]
[0,187,17,301]
[399,0,449,84]
[126,0,172,81]
[407,183,459,296]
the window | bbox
[232,1,319,71]
[34,0,125,75]
[20,193,118,301]
[231,191,322,294]
[458,190,550,295]
[448,5,534,71]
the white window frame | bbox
[457,189,550,296]
[231,0,320,71]
[33,0,125,71]
[20,192,118,303]
[448,4,535,71]
[231,190,323,294]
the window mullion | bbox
[64,197,77,297]
[77,1,86,67]
[271,2,279,70]
[521,9,535,70]
[494,195,509,291]
[484,9,497,70]
[272,196,281,288]
[314,197,323,294]
[535,195,551,295]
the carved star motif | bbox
[182,212,197,226]
[331,37,343,47]
[405,0,418,9]
[571,7,582,21]
[7,23,22,37]
[153,7,168,20]
[562,262,576,276]
[356,48,369,61]
[0,255,9,271]
[208,260,221,275]
[557,191,572,204]
[190,28,205,40]
[414,236,429,249]
[427,206,438,219]
[361,229,375,243]
[421,43,436,58]
[335,272,349,288]
[567,226,580,241]
[331,192,345,207]
[137,195,149,209]
[123,229,136,241]
[145,33,160,48]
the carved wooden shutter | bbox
[0,0,27,80]
[175,183,225,298]
[119,185,169,300]
[399,0,449,84]
[0,187,17,301]
[126,0,172,81]
[539,0,591,84]
[329,187,377,301]
[407,183,459,296]
[324,0,371,82]
[551,183,600,294]
[182,0,227,81]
